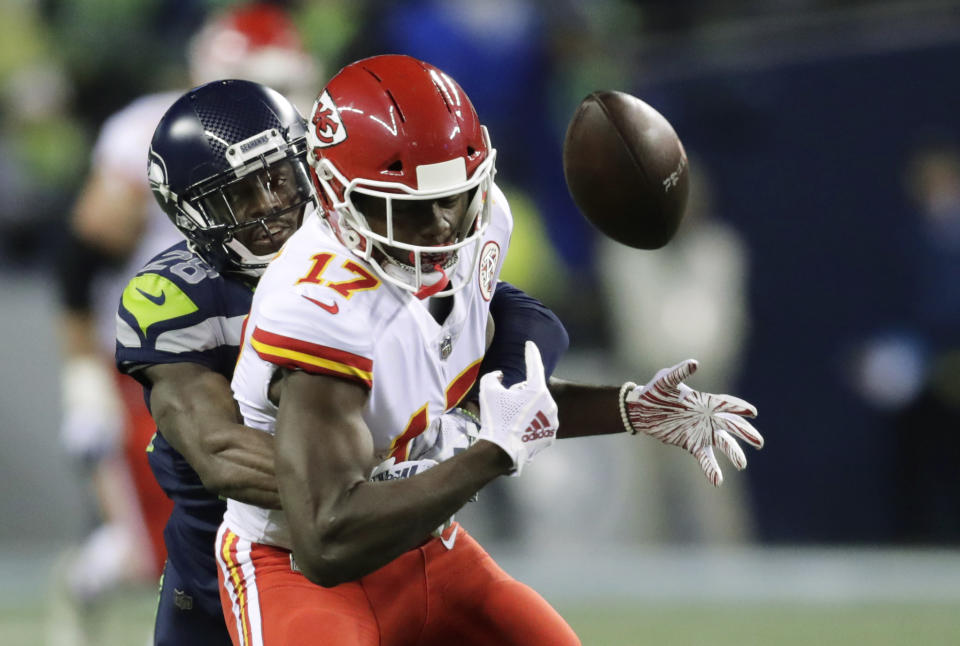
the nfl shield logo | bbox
[173,588,193,611]
[439,335,453,360]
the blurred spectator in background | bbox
[51,2,322,638]
[188,2,321,114]
[852,141,960,543]
[598,161,756,543]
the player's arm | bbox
[275,341,555,588]
[470,281,569,391]
[476,283,763,486]
[432,284,609,445]
[275,370,509,587]
[473,283,622,437]
[548,379,624,438]
[142,362,280,509]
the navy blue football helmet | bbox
[148,79,317,276]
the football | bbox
[563,91,689,249]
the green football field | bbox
[559,602,960,645]
[3,594,960,645]
[5,545,960,645]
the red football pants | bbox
[217,523,580,646]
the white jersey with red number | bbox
[224,184,513,548]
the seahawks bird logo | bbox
[148,148,172,203]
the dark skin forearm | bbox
[458,378,625,439]
[143,363,281,509]
[548,378,627,439]
[276,370,511,587]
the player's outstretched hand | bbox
[478,341,559,476]
[621,359,763,487]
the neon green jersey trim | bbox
[122,273,199,336]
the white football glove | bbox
[621,359,763,487]
[478,341,558,476]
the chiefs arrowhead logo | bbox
[308,91,347,148]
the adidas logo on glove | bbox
[521,411,555,442]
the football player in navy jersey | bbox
[115,80,314,645]
[55,9,322,617]
[115,79,572,646]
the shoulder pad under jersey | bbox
[116,242,253,376]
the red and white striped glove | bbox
[620,359,763,487]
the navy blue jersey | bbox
[116,241,253,635]
[117,241,252,379]
[116,241,253,519]
[484,281,569,387]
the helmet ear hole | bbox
[317,162,334,181]
[342,228,362,249]
[387,160,403,172]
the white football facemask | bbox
[311,133,496,299]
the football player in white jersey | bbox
[52,0,320,625]
[217,55,763,646]
[119,78,572,646]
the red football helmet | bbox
[306,55,497,298]
[188,3,319,112]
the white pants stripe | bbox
[215,524,265,646]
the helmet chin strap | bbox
[414,264,450,299]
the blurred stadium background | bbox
[3,0,960,644]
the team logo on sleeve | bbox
[121,273,199,335]
[477,241,500,301]
[308,91,346,148]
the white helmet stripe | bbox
[416,158,467,191]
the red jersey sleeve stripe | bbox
[445,358,482,410]
[252,327,373,371]
[250,327,373,388]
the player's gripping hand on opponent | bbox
[620,359,763,487]
[478,341,559,476]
